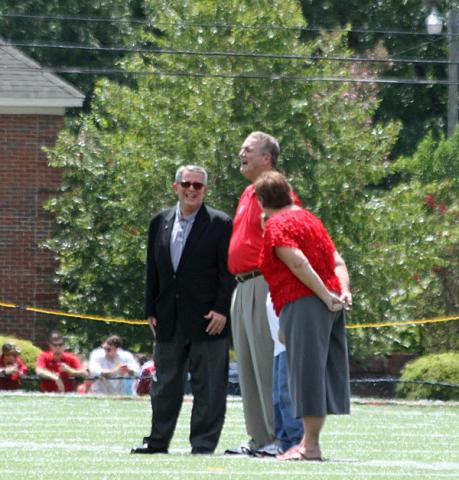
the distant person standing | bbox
[35,332,88,393]
[0,343,28,390]
[226,131,280,456]
[88,335,140,395]
[131,165,234,455]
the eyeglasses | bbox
[51,342,64,348]
[179,181,205,190]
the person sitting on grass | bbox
[0,342,28,390]
[135,354,156,396]
[88,335,140,395]
[35,332,88,393]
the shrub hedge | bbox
[0,334,42,372]
[396,352,459,401]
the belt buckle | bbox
[236,273,246,283]
[236,270,258,283]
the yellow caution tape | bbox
[0,301,148,325]
[0,300,458,329]
[345,314,459,329]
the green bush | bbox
[396,352,459,401]
[0,334,42,372]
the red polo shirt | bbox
[228,183,301,275]
[35,351,82,392]
[228,184,263,275]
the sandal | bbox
[277,446,323,462]
[276,444,301,461]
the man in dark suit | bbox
[131,165,234,455]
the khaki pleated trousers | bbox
[231,275,275,448]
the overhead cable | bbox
[7,65,457,85]
[0,11,450,37]
[4,41,454,66]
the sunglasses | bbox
[179,181,205,190]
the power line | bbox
[0,11,450,37]
[391,37,444,57]
[9,65,456,85]
[4,41,454,66]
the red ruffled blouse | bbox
[259,208,341,316]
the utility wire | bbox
[3,41,454,66]
[392,37,445,57]
[0,12,450,37]
[7,66,456,85]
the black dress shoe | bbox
[130,444,168,454]
[191,447,214,455]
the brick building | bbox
[0,40,84,345]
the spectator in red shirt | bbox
[0,343,28,390]
[255,171,352,461]
[35,332,87,393]
[136,355,156,396]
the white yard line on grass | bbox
[1,468,456,478]
[1,439,457,471]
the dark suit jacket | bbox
[145,203,234,342]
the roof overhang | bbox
[0,97,84,108]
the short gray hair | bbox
[247,131,280,167]
[175,165,208,184]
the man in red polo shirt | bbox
[226,131,281,456]
[35,332,87,393]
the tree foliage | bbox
[0,0,148,105]
[44,0,456,358]
[1,1,452,154]
[300,0,449,157]
[393,130,459,354]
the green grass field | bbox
[0,393,458,479]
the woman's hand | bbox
[340,291,352,311]
[324,291,345,312]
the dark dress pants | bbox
[143,326,229,452]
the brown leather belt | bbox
[235,270,261,283]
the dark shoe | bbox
[130,443,168,454]
[191,447,214,455]
[224,440,256,456]
[253,442,283,458]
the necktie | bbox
[171,218,188,271]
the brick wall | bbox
[0,114,63,346]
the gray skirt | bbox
[280,296,350,418]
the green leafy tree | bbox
[0,0,148,105]
[392,130,459,353]
[299,0,449,157]
[45,0,455,359]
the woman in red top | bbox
[0,343,28,390]
[255,171,352,461]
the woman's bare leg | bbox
[300,416,325,459]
